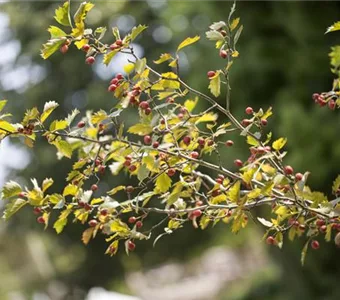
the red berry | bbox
[266,236,276,245]
[160,119,166,125]
[241,119,251,126]
[37,216,45,224]
[110,78,119,85]
[89,219,98,227]
[319,225,327,233]
[136,221,143,228]
[116,73,124,80]
[100,209,108,216]
[166,97,175,103]
[219,50,228,59]
[124,160,131,167]
[152,141,159,148]
[18,192,26,198]
[85,56,95,65]
[91,184,98,191]
[144,107,152,115]
[108,84,117,92]
[125,155,132,161]
[139,101,149,110]
[316,219,325,227]
[115,39,123,46]
[129,165,137,172]
[311,240,320,250]
[177,113,184,119]
[261,119,268,126]
[82,44,90,52]
[284,165,294,175]
[98,165,105,174]
[78,200,86,208]
[225,140,234,147]
[207,71,216,78]
[245,107,253,115]
[328,99,336,110]
[127,240,136,251]
[198,138,205,146]
[190,151,199,159]
[295,173,303,181]
[126,186,134,193]
[234,159,243,167]
[128,216,136,224]
[192,209,202,218]
[183,136,191,145]
[77,121,86,128]
[167,168,176,177]
[33,207,42,215]
[143,135,152,145]
[60,44,69,54]
[312,93,319,101]
[216,178,223,184]
[207,140,214,146]
[196,200,204,207]
[110,43,120,50]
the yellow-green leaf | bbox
[0,100,7,112]
[41,101,59,123]
[208,71,221,97]
[3,198,27,220]
[131,24,147,41]
[246,135,259,146]
[110,219,130,236]
[1,181,22,198]
[228,181,240,203]
[103,49,120,65]
[128,123,153,135]
[272,137,287,151]
[63,184,78,196]
[41,38,65,59]
[0,120,16,133]
[177,35,200,51]
[54,140,73,158]
[49,119,68,132]
[123,63,135,74]
[326,21,340,34]
[184,98,198,113]
[155,173,172,193]
[332,175,340,194]
[154,53,173,64]
[230,18,240,31]
[54,1,71,27]
[42,178,54,193]
[107,185,125,196]
[48,26,67,38]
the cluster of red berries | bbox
[313,93,337,110]
[139,101,152,115]
[107,73,124,93]
[123,155,137,172]
[17,123,34,135]
[109,39,124,51]
[60,39,72,54]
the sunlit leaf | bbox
[177,35,200,51]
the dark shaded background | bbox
[0,1,339,299]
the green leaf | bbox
[49,119,68,131]
[54,140,73,158]
[128,123,153,135]
[137,164,150,182]
[184,98,198,113]
[272,137,287,151]
[48,26,67,38]
[177,35,200,52]
[107,185,125,196]
[110,219,130,236]
[41,101,59,123]
[1,181,22,199]
[54,217,68,234]
[301,240,309,265]
[135,58,147,74]
[3,199,27,220]
[208,71,221,97]
[326,21,340,34]
[155,173,172,193]
[41,38,65,59]
[154,53,173,64]
[234,24,243,46]
[131,24,147,41]
[54,1,71,27]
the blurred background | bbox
[0,1,340,299]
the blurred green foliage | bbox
[0,1,340,299]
